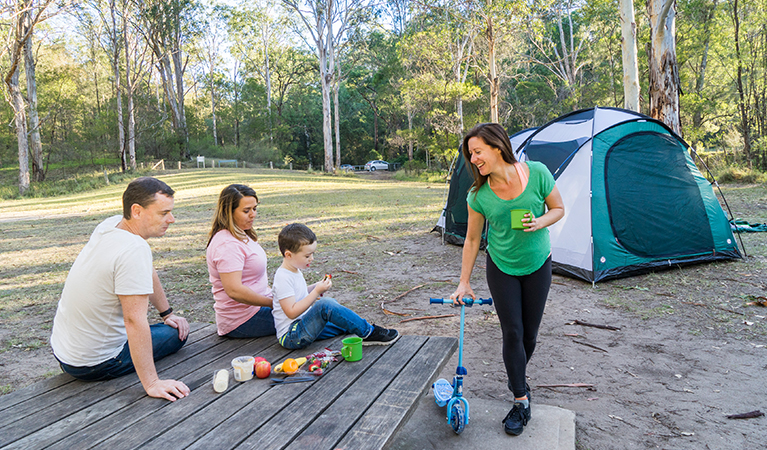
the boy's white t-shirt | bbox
[271,266,311,339]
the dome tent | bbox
[514,106,741,282]
[434,107,741,283]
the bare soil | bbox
[1,177,765,450]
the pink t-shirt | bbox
[206,229,273,335]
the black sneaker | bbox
[363,325,400,346]
[503,401,531,436]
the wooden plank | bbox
[335,336,457,450]
[236,337,427,450]
[86,337,286,450]
[3,333,259,450]
[180,337,356,450]
[139,338,346,450]
[0,328,228,447]
[0,324,213,414]
[282,335,429,450]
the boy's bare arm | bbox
[279,277,332,319]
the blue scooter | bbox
[429,297,493,434]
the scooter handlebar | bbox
[429,297,493,306]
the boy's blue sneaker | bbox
[363,325,400,346]
[503,401,531,436]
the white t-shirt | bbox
[271,266,310,339]
[50,215,154,366]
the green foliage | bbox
[0,166,152,200]
[713,166,767,184]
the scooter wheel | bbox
[449,402,466,434]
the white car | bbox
[364,160,389,171]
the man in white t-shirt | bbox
[50,177,190,401]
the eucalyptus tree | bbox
[192,3,227,147]
[398,21,481,165]
[138,0,199,159]
[647,0,681,135]
[1,0,57,194]
[281,0,373,171]
[525,0,590,108]
[225,0,284,141]
[728,0,767,167]
[619,0,640,111]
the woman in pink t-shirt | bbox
[206,184,276,338]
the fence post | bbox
[178,161,181,170]
[290,163,293,170]
[270,161,273,169]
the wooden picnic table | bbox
[0,324,457,450]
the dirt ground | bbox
[1,173,765,449]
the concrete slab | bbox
[388,392,575,450]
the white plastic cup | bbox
[231,356,255,381]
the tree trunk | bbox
[24,12,44,182]
[407,108,414,161]
[693,0,717,128]
[619,0,640,112]
[647,0,681,135]
[110,0,126,171]
[334,64,341,167]
[732,0,751,165]
[123,4,136,170]
[321,65,334,172]
[9,65,30,195]
[487,16,498,123]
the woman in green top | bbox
[450,123,564,436]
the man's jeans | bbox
[56,323,187,381]
[279,298,373,350]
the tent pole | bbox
[690,148,747,257]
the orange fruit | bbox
[282,358,299,374]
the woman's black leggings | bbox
[486,254,552,399]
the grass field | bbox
[0,169,447,356]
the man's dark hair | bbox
[122,177,175,219]
[278,223,316,256]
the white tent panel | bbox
[548,141,593,271]
[529,119,593,144]
[592,107,644,135]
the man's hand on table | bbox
[146,378,190,401]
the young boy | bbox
[272,223,399,349]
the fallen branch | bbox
[536,383,594,388]
[573,340,609,353]
[726,410,764,420]
[568,320,621,331]
[381,304,409,316]
[399,314,456,323]
[339,269,359,275]
[389,284,425,303]
[681,301,746,316]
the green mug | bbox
[511,209,531,230]
[342,336,363,362]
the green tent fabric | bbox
[730,219,767,232]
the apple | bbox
[253,356,267,364]
[255,360,271,379]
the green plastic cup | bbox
[342,336,363,362]
[511,209,530,230]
